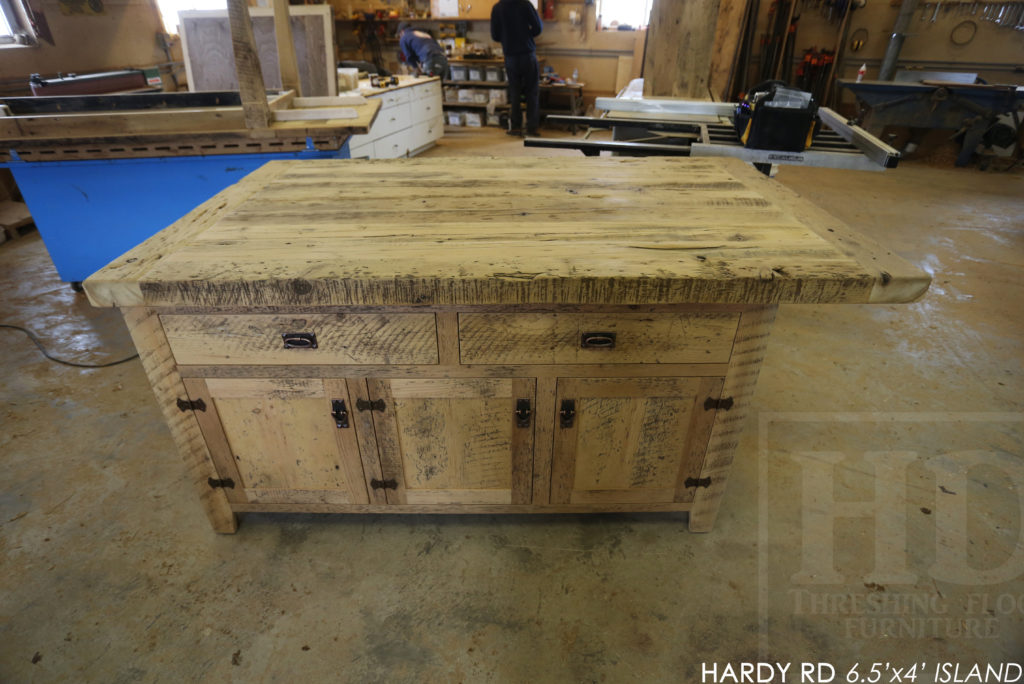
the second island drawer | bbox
[162,313,439,365]
[458,313,739,365]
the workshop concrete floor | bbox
[1,128,1022,683]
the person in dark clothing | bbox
[397,23,449,79]
[490,0,543,136]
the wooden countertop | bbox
[84,157,930,308]
[357,75,440,97]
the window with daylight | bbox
[155,0,225,34]
[0,0,37,46]
[597,0,653,30]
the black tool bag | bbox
[734,81,820,152]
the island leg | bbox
[689,305,778,533]
[122,307,238,534]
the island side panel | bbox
[122,307,238,533]
[688,304,778,533]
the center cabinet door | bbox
[363,378,536,505]
[551,377,725,505]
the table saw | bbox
[526,85,900,174]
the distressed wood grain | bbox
[181,378,246,505]
[689,305,777,532]
[181,6,335,97]
[347,378,388,505]
[552,376,725,505]
[122,307,238,533]
[643,0,722,99]
[206,378,366,504]
[226,0,272,129]
[531,376,557,504]
[459,312,739,364]
[161,313,438,365]
[178,363,733,380]
[369,377,534,505]
[231,502,693,514]
[272,0,302,97]
[85,158,929,309]
[708,0,748,99]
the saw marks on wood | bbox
[85,157,929,308]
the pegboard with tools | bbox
[910,1,1024,28]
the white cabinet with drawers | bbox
[348,76,444,159]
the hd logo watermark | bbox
[755,413,1024,655]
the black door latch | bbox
[331,399,349,428]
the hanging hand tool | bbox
[931,1,942,21]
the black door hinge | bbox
[370,478,398,490]
[356,398,386,412]
[559,399,576,428]
[331,399,350,428]
[515,398,532,428]
[177,398,206,412]
[685,476,712,489]
[704,396,734,411]
[208,477,235,489]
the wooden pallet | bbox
[0,200,34,242]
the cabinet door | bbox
[365,378,535,504]
[550,377,724,505]
[184,378,370,505]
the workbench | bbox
[0,90,379,284]
[84,157,930,534]
[838,77,1024,166]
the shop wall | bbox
[740,0,1024,107]
[0,0,170,95]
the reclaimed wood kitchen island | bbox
[83,157,930,533]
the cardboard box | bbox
[447,111,466,126]
[489,89,507,105]
[450,65,467,81]
[465,112,483,127]
[457,89,475,103]
[468,67,483,81]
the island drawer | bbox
[162,313,439,365]
[458,313,739,365]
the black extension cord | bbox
[0,323,138,369]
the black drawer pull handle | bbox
[282,332,318,349]
[581,332,616,349]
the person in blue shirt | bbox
[397,23,449,79]
[490,0,543,136]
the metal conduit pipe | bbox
[879,0,920,81]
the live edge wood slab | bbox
[84,157,930,534]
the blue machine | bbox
[2,140,351,285]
